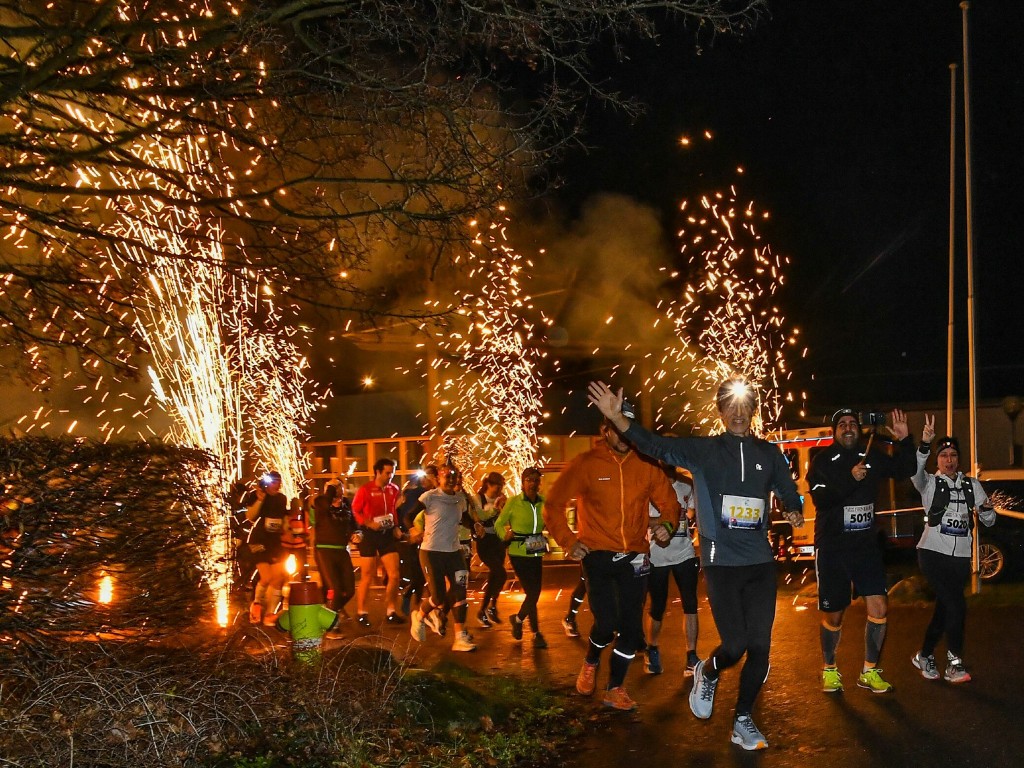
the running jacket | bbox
[623,423,802,567]
[544,442,681,555]
[912,449,994,558]
[808,436,915,550]
[496,493,546,558]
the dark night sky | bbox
[551,0,1023,415]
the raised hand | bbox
[922,414,936,444]
[888,409,909,441]
[587,381,623,419]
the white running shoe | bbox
[912,652,939,680]
[945,652,972,684]
[409,610,426,642]
[689,659,718,720]
[451,630,476,652]
[731,715,768,751]
[423,610,445,637]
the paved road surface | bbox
[305,562,1024,768]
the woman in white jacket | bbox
[911,415,996,684]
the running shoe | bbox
[534,632,548,649]
[451,630,476,652]
[357,613,371,628]
[486,606,502,624]
[248,602,263,625]
[645,645,663,675]
[562,616,580,638]
[602,686,638,711]
[822,666,844,693]
[409,610,426,642]
[510,614,524,640]
[262,611,280,628]
[857,668,893,693]
[386,612,405,625]
[731,715,768,751]
[477,610,492,629]
[689,660,718,719]
[684,651,700,678]
[423,610,445,637]
[912,652,939,680]
[945,653,971,684]
[576,660,599,696]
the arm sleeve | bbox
[351,486,371,526]
[543,458,583,551]
[911,450,931,494]
[622,422,705,469]
[770,447,803,512]
[975,479,996,527]
[648,469,682,528]
[495,502,516,539]
[875,437,917,479]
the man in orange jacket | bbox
[545,418,681,711]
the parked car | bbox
[978,469,1024,582]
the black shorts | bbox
[248,541,282,566]
[356,528,399,558]
[815,544,887,612]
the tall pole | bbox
[961,1,981,593]
[946,63,958,436]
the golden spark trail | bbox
[426,211,548,493]
[650,179,802,435]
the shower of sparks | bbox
[2,1,323,627]
[646,180,804,435]
[423,210,549,494]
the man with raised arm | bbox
[588,378,803,751]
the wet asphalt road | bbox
[313,561,1024,768]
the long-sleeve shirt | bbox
[544,442,681,556]
[623,422,802,567]
[912,449,994,558]
[351,481,401,529]
[496,493,546,558]
[808,436,915,551]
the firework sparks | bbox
[423,210,549,493]
[646,173,803,435]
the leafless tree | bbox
[0,0,764,382]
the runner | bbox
[495,467,548,648]
[409,464,477,652]
[808,408,914,694]
[544,416,680,711]
[644,466,700,678]
[474,471,509,627]
[588,378,803,750]
[911,416,996,683]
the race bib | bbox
[843,503,874,532]
[264,517,282,533]
[940,512,970,537]
[523,533,548,554]
[374,515,394,530]
[721,495,765,530]
[631,552,651,577]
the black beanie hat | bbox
[831,408,860,433]
[936,436,960,454]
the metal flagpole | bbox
[960,1,981,594]
[947,62,957,437]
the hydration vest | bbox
[927,475,976,529]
